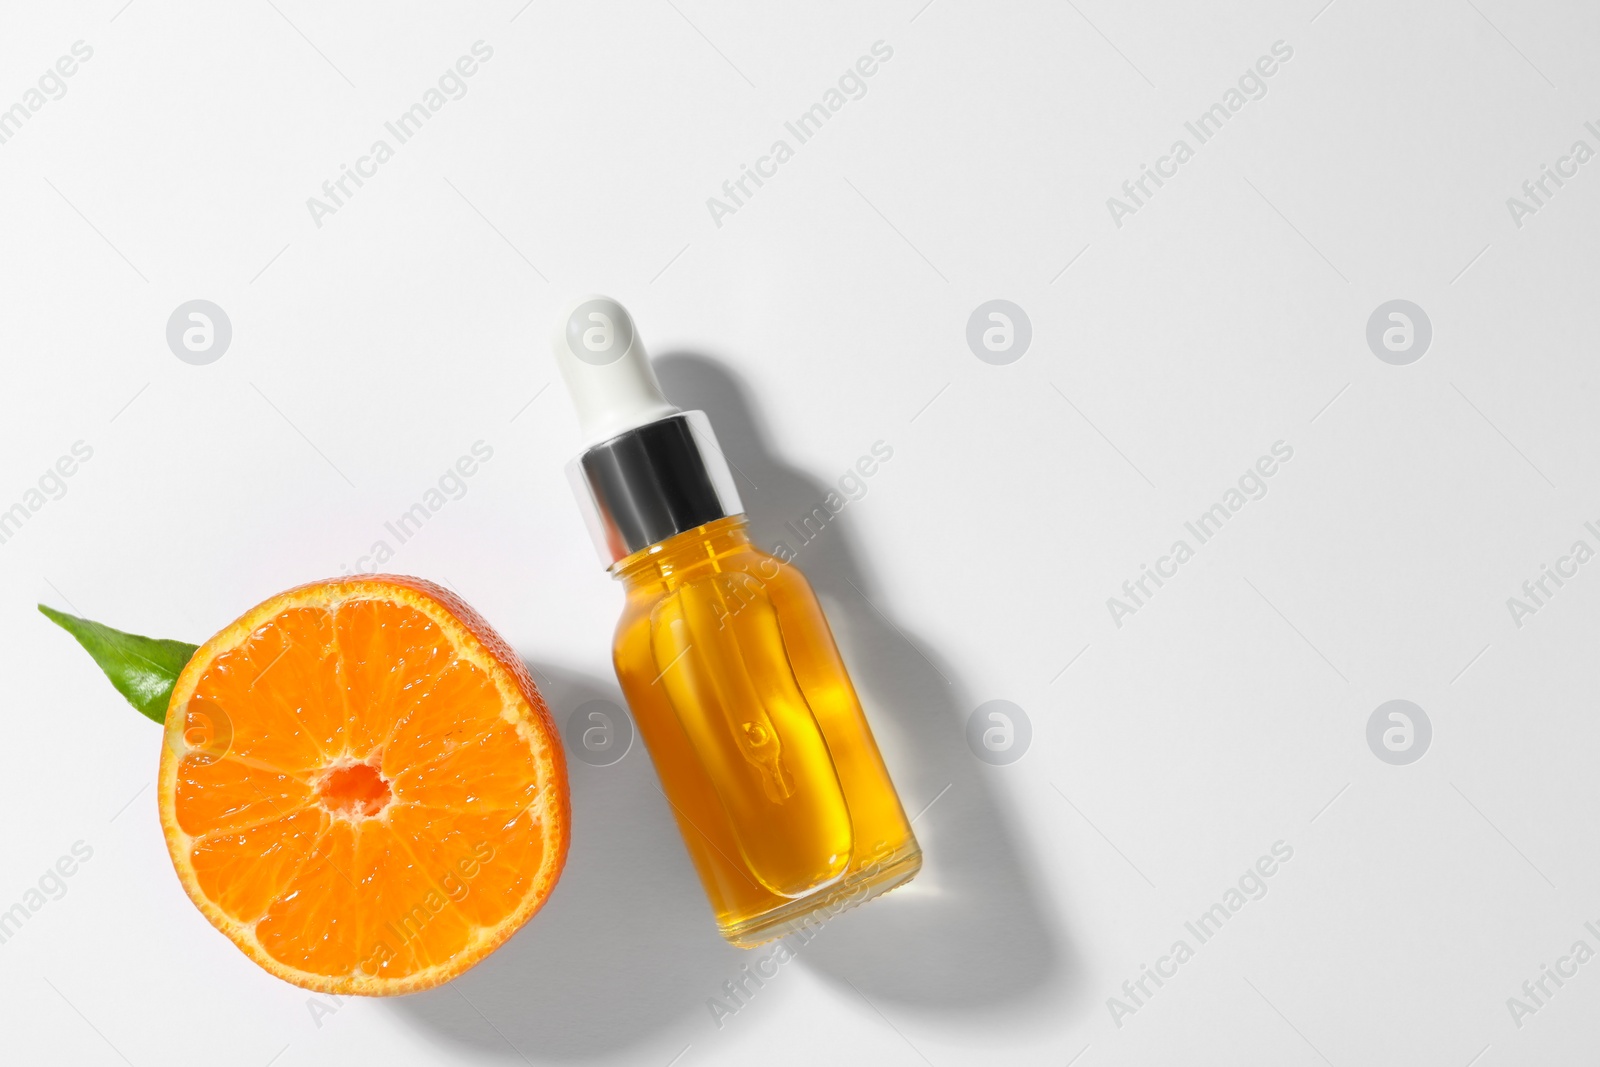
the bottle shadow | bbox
[393,354,1075,1059]
[653,354,1075,1020]
[389,660,745,1060]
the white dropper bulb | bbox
[551,295,678,446]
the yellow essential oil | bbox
[613,516,920,944]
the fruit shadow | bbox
[652,354,1074,1020]
[390,658,746,1060]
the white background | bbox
[2,1,1598,1064]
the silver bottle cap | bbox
[566,410,744,567]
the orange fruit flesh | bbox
[158,578,569,995]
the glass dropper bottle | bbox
[552,296,921,946]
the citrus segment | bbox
[188,606,345,771]
[387,805,545,928]
[158,576,569,995]
[253,820,362,976]
[390,718,542,813]
[173,756,314,836]
[189,808,328,923]
[336,598,456,757]
[380,659,505,778]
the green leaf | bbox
[38,604,198,724]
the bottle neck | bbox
[612,515,752,590]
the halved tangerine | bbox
[156,576,569,995]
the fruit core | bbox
[315,759,392,818]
